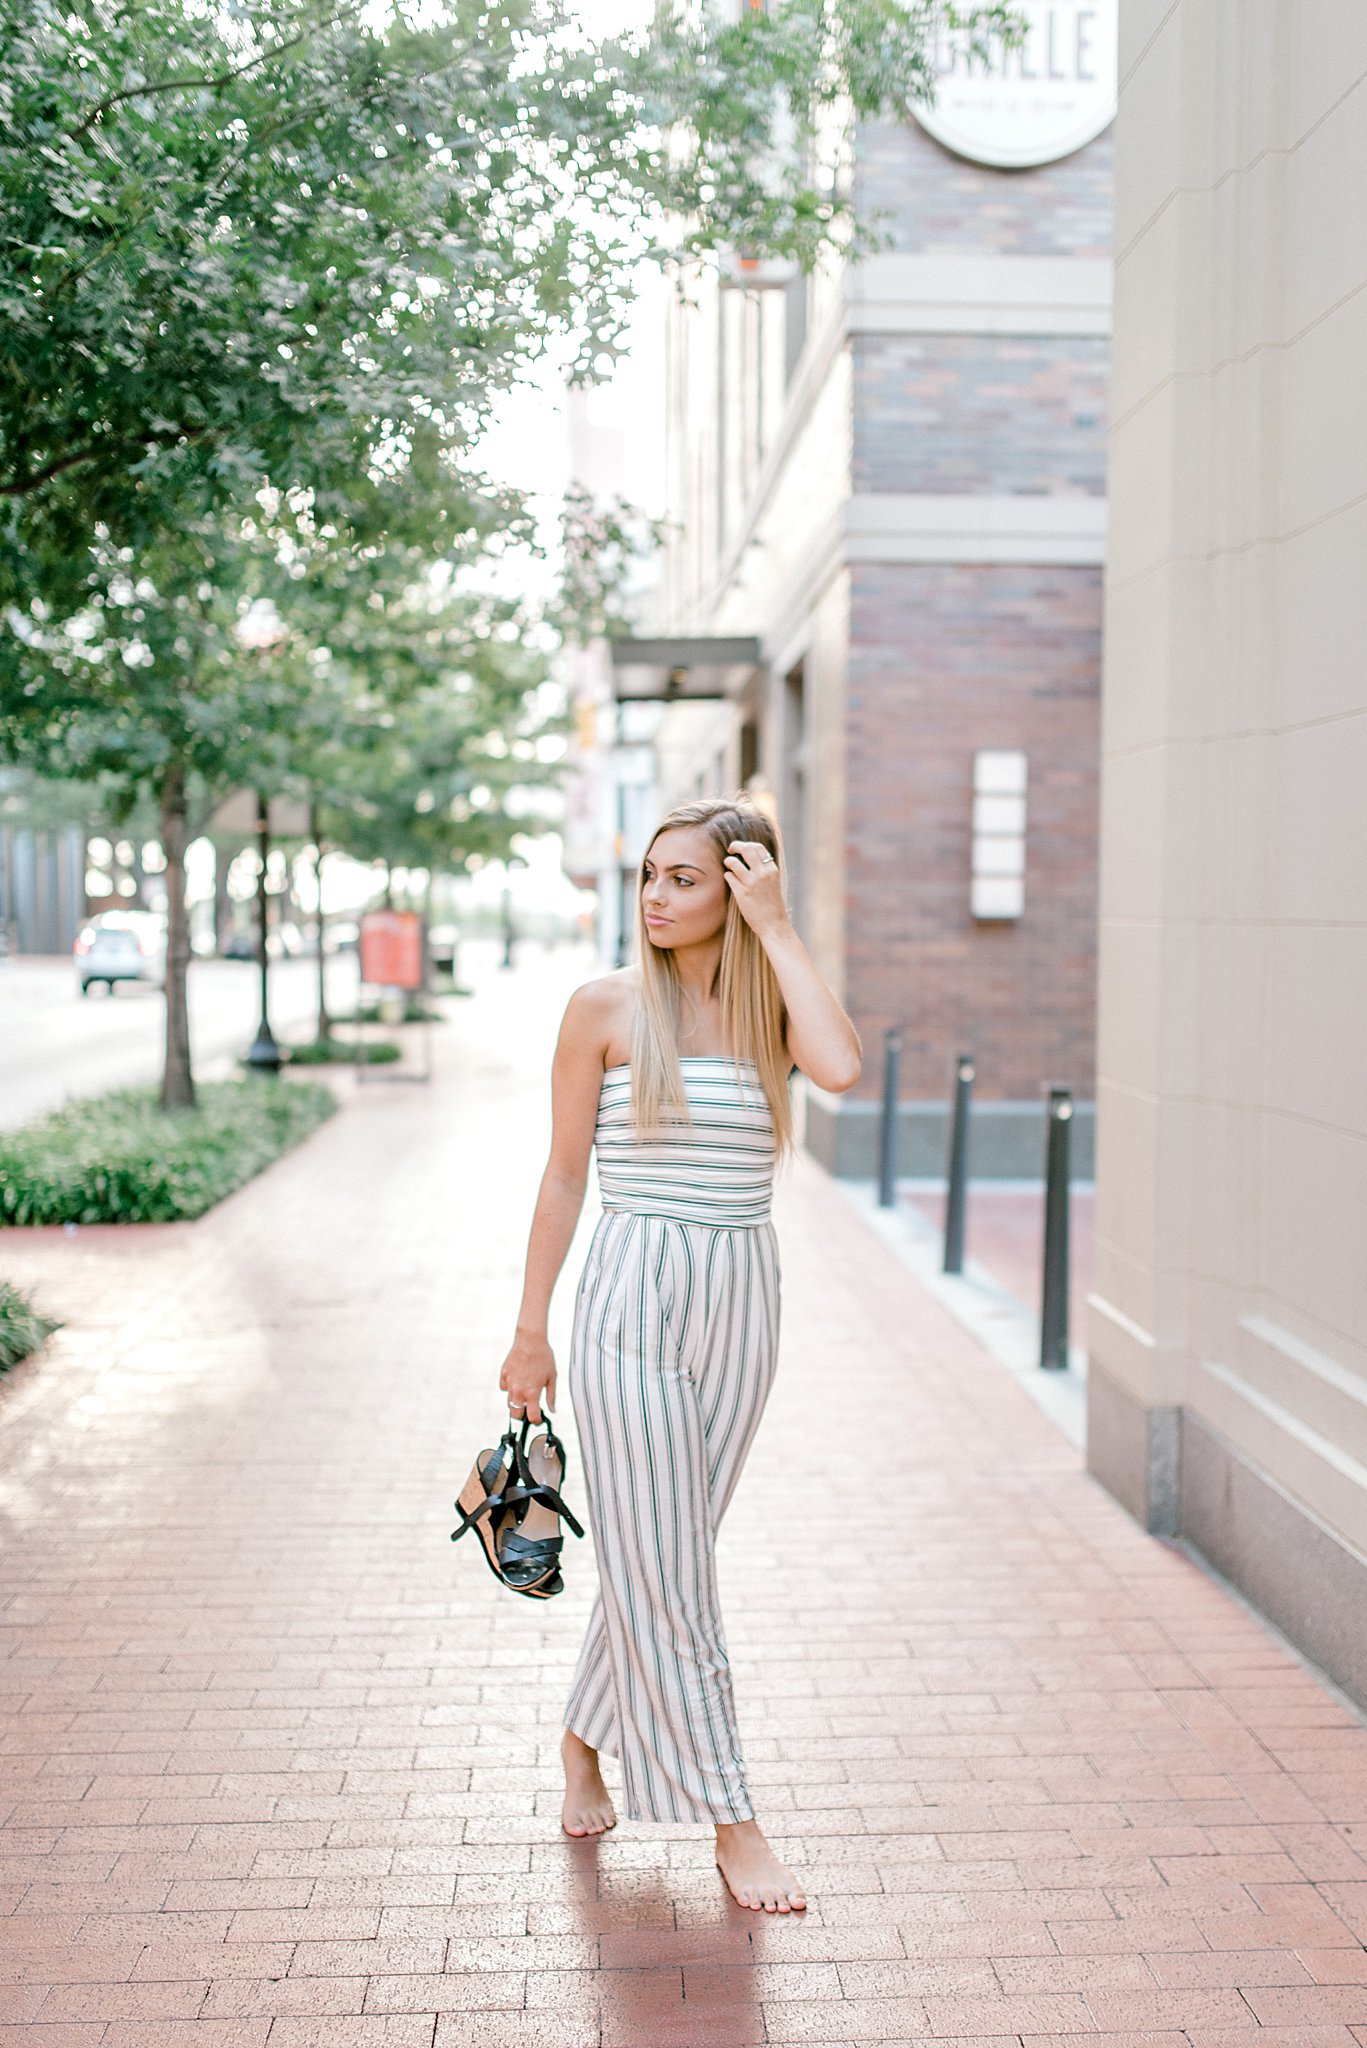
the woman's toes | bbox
[563,1807,613,1837]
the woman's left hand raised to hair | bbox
[724,838,863,1094]
[723,841,788,938]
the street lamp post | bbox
[246,791,281,1073]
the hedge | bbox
[0,1079,337,1226]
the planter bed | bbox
[0,1078,337,1226]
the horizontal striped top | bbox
[594,1056,776,1227]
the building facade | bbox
[0,824,85,956]
[1087,0,1367,1703]
[649,30,1116,1176]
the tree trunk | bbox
[312,802,329,1042]
[159,759,195,1110]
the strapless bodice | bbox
[593,1057,776,1227]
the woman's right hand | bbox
[499,1330,557,1426]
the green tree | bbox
[300,590,561,1031]
[1,493,548,1103]
[315,649,558,881]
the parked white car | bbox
[74,911,166,995]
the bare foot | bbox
[561,1729,617,1837]
[714,1819,807,1912]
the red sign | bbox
[359,910,424,991]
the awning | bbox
[607,636,761,702]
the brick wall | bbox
[854,334,1109,495]
[844,563,1102,1103]
[856,118,1114,258]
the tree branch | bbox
[66,3,365,140]
[1,424,210,498]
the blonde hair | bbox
[630,794,793,1153]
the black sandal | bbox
[496,1414,584,1600]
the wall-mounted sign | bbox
[910,1,1118,170]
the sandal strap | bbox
[504,1480,584,1540]
[451,1487,510,1540]
[500,1530,563,1566]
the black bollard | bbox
[943,1052,974,1273]
[877,1026,902,1208]
[1040,1085,1072,1370]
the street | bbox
[2,947,1365,2045]
[0,954,362,1130]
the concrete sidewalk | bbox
[2,948,1366,2047]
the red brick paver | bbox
[3,946,1366,2045]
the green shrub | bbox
[0,1079,337,1227]
[0,1281,58,1369]
[287,1037,402,1065]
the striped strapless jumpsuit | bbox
[564,1057,780,1824]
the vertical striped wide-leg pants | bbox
[565,1207,781,1823]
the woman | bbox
[499,795,861,1913]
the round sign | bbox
[910,1,1118,169]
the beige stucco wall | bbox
[1089,0,1367,1644]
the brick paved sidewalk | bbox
[2,948,1366,2048]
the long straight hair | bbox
[630,795,794,1153]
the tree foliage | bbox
[313,643,561,881]
[0,0,1021,630]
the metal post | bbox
[943,1052,974,1274]
[246,792,281,1073]
[1040,1085,1072,1369]
[877,1025,902,1208]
